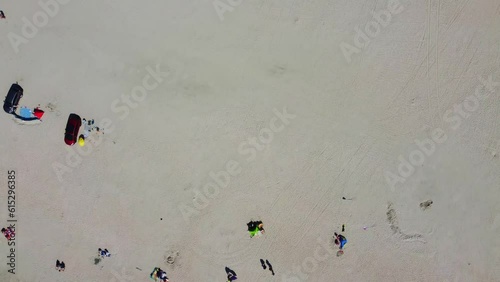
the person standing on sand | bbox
[0,11,5,19]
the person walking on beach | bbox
[0,11,5,19]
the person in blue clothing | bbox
[334,232,347,249]
[98,248,111,258]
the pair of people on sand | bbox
[55,260,66,271]
[1,227,14,240]
[98,248,111,258]
[260,259,274,275]
[247,220,265,238]
[150,267,169,282]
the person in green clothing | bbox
[247,220,265,238]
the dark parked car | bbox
[3,83,23,114]
[64,113,82,146]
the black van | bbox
[3,83,23,114]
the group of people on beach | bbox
[247,220,265,238]
[150,267,169,282]
[78,118,101,146]
[222,221,268,281]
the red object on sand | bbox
[33,108,44,119]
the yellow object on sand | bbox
[78,137,85,146]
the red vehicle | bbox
[64,113,82,145]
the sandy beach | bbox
[0,0,499,281]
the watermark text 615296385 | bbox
[7,170,17,274]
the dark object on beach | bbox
[342,224,345,232]
[64,113,82,145]
[420,200,433,210]
[55,260,61,270]
[225,266,237,281]
[342,197,354,200]
[3,83,23,114]
[0,11,5,19]
[260,259,266,269]
[266,260,275,275]
[247,221,263,231]
[59,261,65,271]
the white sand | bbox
[0,0,499,281]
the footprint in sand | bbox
[387,202,425,242]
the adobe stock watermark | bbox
[213,0,243,21]
[8,0,71,54]
[385,75,499,191]
[110,266,134,282]
[340,0,404,63]
[52,63,177,182]
[178,107,297,223]
[281,236,337,281]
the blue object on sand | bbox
[19,107,33,118]
[340,238,347,249]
